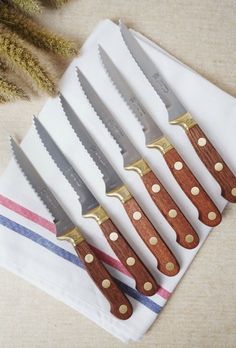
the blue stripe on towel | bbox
[0,215,162,314]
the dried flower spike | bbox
[7,0,42,14]
[0,25,57,96]
[0,75,28,100]
[0,4,78,57]
[47,0,69,8]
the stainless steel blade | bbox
[33,117,99,215]
[119,20,187,121]
[99,45,163,145]
[59,94,124,193]
[77,67,141,167]
[10,137,74,237]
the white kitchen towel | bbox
[0,19,235,342]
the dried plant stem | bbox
[7,0,42,14]
[0,25,57,96]
[0,4,78,57]
[0,75,28,100]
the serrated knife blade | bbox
[10,137,74,237]
[59,93,123,194]
[98,45,163,145]
[77,68,141,167]
[33,116,99,215]
[120,20,236,203]
[119,20,186,121]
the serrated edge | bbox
[76,67,125,154]
[59,93,106,180]
[33,116,99,211]
[10,137,55,221]
[98,45,146,132]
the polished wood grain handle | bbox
[142,170,199,249]
[123,197,180,276]
[164,147,222,227]
[75,239,133,319]
[100,218,158,296]
[187,124,236,203]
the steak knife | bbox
[60,94,180,276]
[99,46,222,228]
[119,20,236,203]
[33,116,158,296]
[77,67,200,249]
[10,137,132,320]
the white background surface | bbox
[0,1,235,347]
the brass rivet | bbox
[102,279,111,288]
[133,211,142,220]
[152,184,161,193]
[191,186,200,196]
[198,137,207,147]
[166,262,175,271]
[109,232,118,241]
[214,162,223,172]
[185,234,194,243]
[168,209,177,218]
[84,254,94,263]
[126,257,136,266]
[119,304,128,314]
[174,161,183,170]
[231,188,236,196]
[208,212,217,220]
[149,236,158,245]
[144,282,153,291]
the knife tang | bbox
[172,113,236,203]
[60,226,132,319]
[83,204,158,295]
[107,184,180,276]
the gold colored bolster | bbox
[170,112,197,131]
[147,136,173,155]
[83,205,109,225]
[58,226,84,246]
[125,158,151,177]
[107,185,131,204]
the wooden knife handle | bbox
[187,124,236,203]
[75,239,133,319]
[164,147,222,227]
[123,197,180,276]
[142,170,199,249]
[100,218,158,296]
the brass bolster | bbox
[147,136,173,155]
[57,226,84,246]
[125,158,151,177]
[170,112,197,131]
[107,185,132,204]
[83,205,109,225]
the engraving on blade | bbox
[77,67,140,167]
[59,94,123,193]
[119,20,187,121]
[33,117,99,215]
[99,45,163,145]
[10,137,74,237]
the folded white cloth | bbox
[0,19,235,342]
